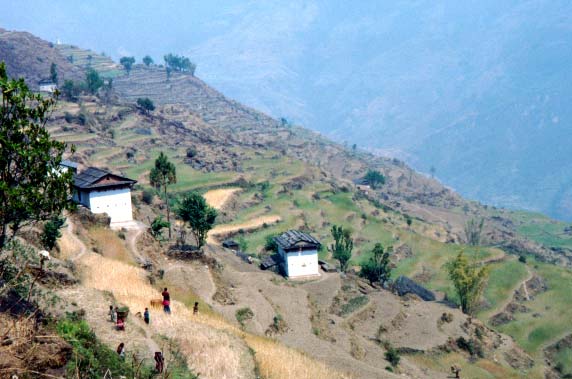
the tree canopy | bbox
[163,53,196,76]
[330,225,353,272]
[360,243,392,285]
[119,56,135,73]
[0,62,74,250]
[149,152,176,238]
[142,55,154,66]
[85,68,103,95]
[176,192,217,249]
[446,251,489,314]
[50,62,58,84]
[364,169,386,189]
[136,97,155,114]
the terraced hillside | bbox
[0,28,85,87]
[55,43,122,78]
[4,28,572,378]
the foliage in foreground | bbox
[446,251,490,314]
[0,61,74,250]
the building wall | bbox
[73,190,91,208]
[88,187,133,223]
[39,84,57,93]
[281,248,319,277]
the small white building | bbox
[274,230,321,279]
[38,79,57,93]
[72,167,137,224]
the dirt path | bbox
[58,216,87,261]
[204,188,241,210]
[485,263,534,320]
[207,215,281,243]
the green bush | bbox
[235,307,254,328]
[339,296,369,316]
[142,189,154,205]
[57,317,153,379]
[385,346,400,367]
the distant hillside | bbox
[0,28,84,87]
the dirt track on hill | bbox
[204,188,241,210]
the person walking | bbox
[109,305,116,322]
[144,307,150,325]
[116,342,125,360]
[161,288,171,314]
[193,302,199,315]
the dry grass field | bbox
[203,188,242,209]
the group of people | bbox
[115,344,165,373]
[108,288,200,374]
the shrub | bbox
[142,189,154,205]
[519,255,527,264]
[77,112,87,125]
[385,346,400,367]
[339,296,369,316]
[64,112,74,123]
[264,234,278,252]
[186,147,197,158]
[235,307,254,328]
[237,236,248,252]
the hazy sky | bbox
[1,1,240,62]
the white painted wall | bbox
[39,84,57,93]
[282,248,319,278]
[88,187,133,223]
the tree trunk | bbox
[164,185,171,239]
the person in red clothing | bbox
[161,288,171,314]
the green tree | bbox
[61,79,81,101]
[149,152,176,239]
[0,62,74,250]
[164,53,196,75]
[330,225,353,272]
[136,97,155,114]
[142,55,154,66]
[41,216,66,251]
[364,169,386,189]
[360,243,392,285]
[464,218,484,246]
[176,192,217,249]
[150,215,170,240]
[50,62,58,84]
[119,56,135,74]
[85,68,103,94]
[446,251,489,314]
[385,346,400,367]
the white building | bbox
[274,230,321,279]
[38,79,57,93]
[72,167,137,224]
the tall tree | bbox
[142,55,154,66]
[85,68,103,95]
[0,62,74,250]
[330,225,353,272]
[119,56,136,74]
[176,192,217,249]
[364,169,386,189]
[50,62,58,84]
[149,152,176,238]
[464,218,484,246]
[446,251,489,314]
[360,243,392,285]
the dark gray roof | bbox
[274,230,320,250]
[353,178,370,186]
[74,167,136,190]
[38,79,55,85]
[60,159,78,169]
